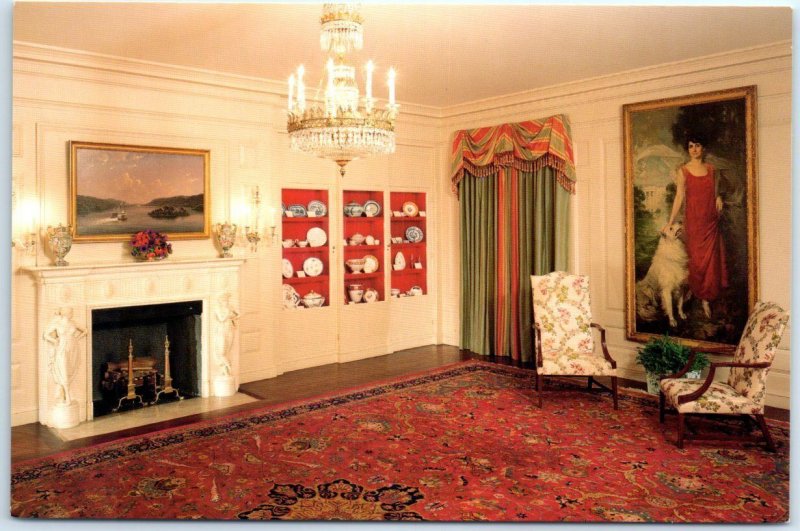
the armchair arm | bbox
[590,322,617,368]
[661,351,697,381]
[676,361,771,405]
[531,322,544,368]
[662,344,736,381]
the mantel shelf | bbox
[22,257,247,279]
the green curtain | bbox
[459,172,497,356]
[459,167,570,361]
[515,167,570,360]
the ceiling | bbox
[13,2,793,108]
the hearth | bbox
[92,301,202,417]
[24,258,244,429]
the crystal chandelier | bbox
[287,3,399,176]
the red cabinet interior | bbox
[343,190,385,304]
[389,191,427,296]
[281,188,330,308]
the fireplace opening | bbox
[91,301,202,417]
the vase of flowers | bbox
[130,229,172,261]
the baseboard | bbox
[12,409,39,427]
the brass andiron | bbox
[154,336,184,403]
[114,339,144,412]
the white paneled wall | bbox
[439,42,791,409]
[11,40,791,426]
[11,43,442,426]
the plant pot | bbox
[645,371,661,395]
[645,369,703,395]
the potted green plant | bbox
[635,334,710,394]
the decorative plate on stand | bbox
[402,201,419,217]
[303,257,324,277]
[363,288,379,303]
[307,200,327,217]
[405,226,424,243]
[307,227,327,247]
[363,200,382,218]
[282,258,294,279]
[394,251,406,270]
[282,284,300,309]
[363,254,379,274]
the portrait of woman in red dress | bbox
[624,86,758,348]
[663,134,729,319]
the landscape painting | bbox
[622,86,758,348]
[69,141,210,242]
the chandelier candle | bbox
[286,3,399,176]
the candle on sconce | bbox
[297,65,306,112]
[387,68,396,106]
[326,59,336,117]
[365,60,374,101]
[288,74,295,112]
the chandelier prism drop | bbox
[287,3,399,176]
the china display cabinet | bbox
[281,188,331,309]
[341,189,386,305]
[389,191,427,298]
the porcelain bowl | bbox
[348,288,365,303]
[348,233,365,246]
[297,240,309,248]
[302,291,325,308]
[344,202,364,217]
[282,239,295,248]
[346,258,366,273]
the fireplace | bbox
[91,301,202,417]
[24,258,245,429]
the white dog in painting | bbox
[636,222,690,327]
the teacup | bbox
[297,240,309,248]
[282,239,295,248]
[348,288,364,303]
[390,288,401,297]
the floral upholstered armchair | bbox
[659,301,789,451]
[531,272,618,409]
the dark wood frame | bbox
[658,349,776,452]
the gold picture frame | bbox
[69,141,210,242]
[623,86,758,348]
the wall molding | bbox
[13,41,442,120]
[441,41,791,120]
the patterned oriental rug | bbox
[11,361,789,522]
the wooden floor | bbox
[11,344,789,464]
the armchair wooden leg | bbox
[587,376,593,390]
[677,413,685,449]
[611,376,618,410]
[537,373,543,408]
[659,392,665,423]
[755,414,777,452]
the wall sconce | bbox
[12,198,38,256]
[244,185,278,251]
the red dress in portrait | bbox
[683,164,728,301]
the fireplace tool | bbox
[154,336,184,404]
[114,339,145,412]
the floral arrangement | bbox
[130,229,172,260]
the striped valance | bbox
[450,114,577,194]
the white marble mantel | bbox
[23,258,246,427]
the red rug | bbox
[11,361,789,522]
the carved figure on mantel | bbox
[43,307,86,405]
[213,293,239,377]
